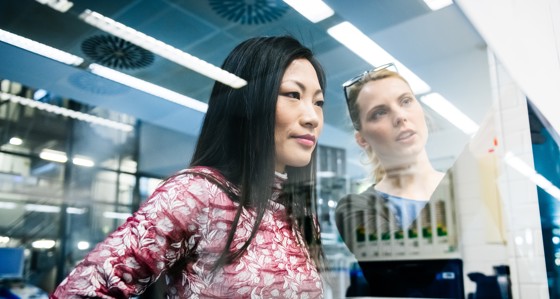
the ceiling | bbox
[0,0,492,150]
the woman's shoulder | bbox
[158,166,240,200]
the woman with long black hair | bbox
[52,36,326,299]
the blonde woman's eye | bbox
[370,109,387,120]
[402,97,413,105]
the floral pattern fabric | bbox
[51,167,323,299]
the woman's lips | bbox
[396,130,416,141]
[293,134,316,147]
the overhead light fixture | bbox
[0,202,17,209]
[72,155,95,167]
[35,0,74,13]
[1,92,134,132]
[504,152,560,200]
[39,149,68,163]
[25,203,61,213]
[77,241,90,250]
[79,10,247,89]
[103,211,132,220]
[423,0,453,11]
[420,92,479,135]
[327,22,431,94]
[40,149,95,167]
[31,239,56,249]
[0,29,84,66]
[282,0,334,23]
[88,64,208,113]
[33,89,48,101]
[66,207,86,214]
[9,137,23,145]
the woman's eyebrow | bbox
[397,92,413,100]
[282,80,323,96]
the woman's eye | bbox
[315,100,325,108]
[402,97,413,105]
[281,92,300,99]
[370,109,387,120]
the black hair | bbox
[188,36,326,270]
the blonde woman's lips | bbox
[396,130,415,141]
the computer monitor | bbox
[350,258,464,299]
[0,247,25,280]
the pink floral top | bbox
[51,166,323,299]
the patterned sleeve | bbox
[51,172,215,299]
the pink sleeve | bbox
[51,173,212,299]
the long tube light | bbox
[282,0,334,23]
[0,92,134,132]
[103,211,132,220]
[423,0,453,11]
[327,21,431,95]
[39,149,68,163]
[88,64,208,113]
[420,92,479,135]
[79,10,247,89]
[38,149,96,168]
[0,29,84,66]
[504,152,560,200]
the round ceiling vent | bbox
[209,0,288,25]
[81,35,154,70]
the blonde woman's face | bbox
[354,77,428,167]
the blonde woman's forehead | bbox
[357,77,412,103]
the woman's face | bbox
[274,58,324,173]
[355,76,428,167]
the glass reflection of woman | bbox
[52,36,326,299]
[336,64,445,249]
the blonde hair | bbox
[347,69,411,183]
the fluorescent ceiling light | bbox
[504,152,560,199]
[31,239,56,249]
[423,0,453,11]
[103,211,132,220]
[0,202,17,209]
[88,63,208,113]
[327,22,431,94]
[72,155,95,167]
[35,0,74,13]
[79,10,247,89]
[66,207,86,214]
[33,89,48,100]
[0,236,10,243]
[0,29,83,66]
[9,137,23,145]
[77,241,90,250]
[1,92,134,132]
[39,149,68,163]
[25,203,61,213]
[283,0,334,23]
[420,92,479,135]
[317,171,336,178]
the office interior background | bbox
[0,0,559,298]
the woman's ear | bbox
[354,131,369,149]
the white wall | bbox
[455,0,560,142]
[452,51,549,298]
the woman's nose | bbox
[393,108,408,126]
[300,101,320,128]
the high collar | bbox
[271,171,287,203]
